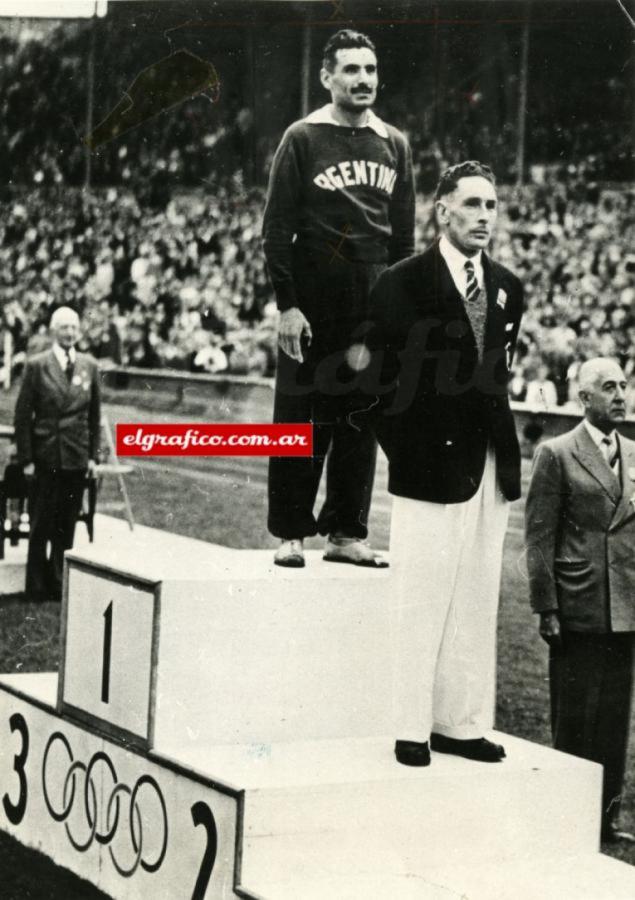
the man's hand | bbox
[87,459,98,480]
[278,307,312,362]
[539,611,562,649]
[22,462,35,480]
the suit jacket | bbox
[14,349,101,470]
[364,240,524,503]
[525,422,635,633]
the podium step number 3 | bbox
[58,559,160,749]
[0,689,242,900]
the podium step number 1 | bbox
[0,543,247,899]
[58,560,160,748]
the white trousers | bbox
[389,448,509,742]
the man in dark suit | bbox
[525,357,635,844]
[14,307,101,603]
[364,160,524,766]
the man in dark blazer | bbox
[364,160,523,767]
[525,357,635,844]
[14,307,101,603]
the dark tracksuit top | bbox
[262,105,415,326]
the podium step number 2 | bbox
[58,559,160,748]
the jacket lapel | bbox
[482,254,506,354]
[429,242,476,347]
[609,435,635,531]
[572,422,621,505]
[63,353,93,408]
[433,243,467,307]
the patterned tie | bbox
[464,260,480,303]
[601,435,619,477]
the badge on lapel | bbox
[496,288,507,310]
[72,371,91,391]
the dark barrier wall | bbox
[100,367,635,457]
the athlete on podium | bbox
[262,28,415,569]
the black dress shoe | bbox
[430,733,505,762]
[601,823,635,844]
[395,740,431,767]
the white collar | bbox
[52,343,76,368]
[439,235,484,291]
[303,104,388,138]
[584,419,617,449]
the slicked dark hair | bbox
[434,161,496,201]
[322,29,376,71]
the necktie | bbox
[464,260,480,303]
[601,435,619,477]
[64,349,74,382]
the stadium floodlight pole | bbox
[84,2,108,190]
[2,331,11,391]
[84,8,96,190]
[300,21,311,118]
[515,2,531,187]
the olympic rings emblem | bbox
[42,731,168,877]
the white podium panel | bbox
[0,677,250,900]
[60,561,159,747]
[3,521,635,899]
[153,559,396,748]
[62,548,399,749]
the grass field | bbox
[0,384,634,896]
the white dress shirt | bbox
[439,234,484,299]
[52,342,76,372]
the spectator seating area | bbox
[1,180,278,378]
[1,175,634,407]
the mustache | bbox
[352,86,374,93]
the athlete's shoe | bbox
[323,536,388,568]
[274,539,305,568]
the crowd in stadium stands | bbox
[0,23,633,407]
[0,29,254,194]
[499,181,635,413]
[0,181,278,379]
[3,25,631,194]
[1,172,634,411]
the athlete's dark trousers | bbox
[549,631,634,832]
[268,257,384,541]
[26,467,86,602]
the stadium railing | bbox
[98,367,635,451]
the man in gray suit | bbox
[14,307,101,603]
[525,357,635,843]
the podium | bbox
[1,518,635,899]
